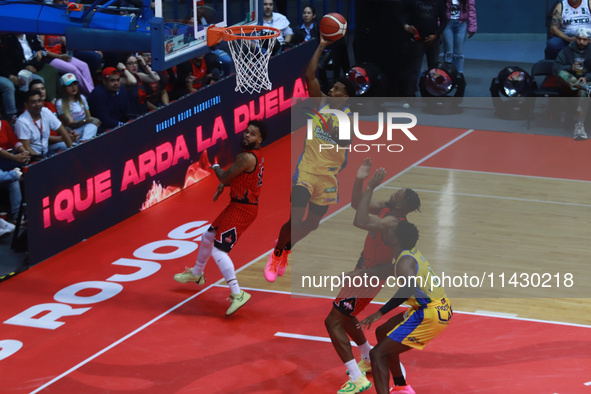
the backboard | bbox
[151,0,260,71]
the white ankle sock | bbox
[358,341,372,361]
[212,247,240,294]
[345,359,362,381]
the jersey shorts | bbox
[334,283,384,317]
[293,170,339,206]
[211,201,258,253]
[387,298,453,350]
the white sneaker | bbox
[0,218,15,236]
[574,122,588,140]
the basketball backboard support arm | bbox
[150,0,262,72]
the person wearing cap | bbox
[553,26,591,140]
[56,73,99,142]
[88,67,130,133]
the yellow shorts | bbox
[387,299,452,350]
[293,171,339,206]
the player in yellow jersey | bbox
[359,231,452,394]
[264,34,357,282]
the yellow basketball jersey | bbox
[296,103,351,176]
[395,248,448,309]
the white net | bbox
[226,27,277,94]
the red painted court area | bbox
[1,127,590,393]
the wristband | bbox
[212,164,220,169]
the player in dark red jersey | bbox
[173,120,267,316]
[328,159,421,393]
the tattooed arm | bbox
[549,3,575,43]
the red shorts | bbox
[211,201,258,252]
[334,282,383,317]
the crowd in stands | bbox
[0,0,588,237]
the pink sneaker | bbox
[264,249,282,282]
[276,249,291,277]
[389,384,415,393]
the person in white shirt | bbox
[262,0,293,53]
[15,89,74,158]
[56,73,99,141]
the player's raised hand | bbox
[357,311,384,330]
[356,157,372,180]
[213,182,225,201]
[367,167,386,190]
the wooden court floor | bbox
[240,165,591,326]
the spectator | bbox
[121,53,159,114]
[88,67,130,133]
[29,78,79,150]
[0,118,30,170]
[0,167,22,223]
[56,73,99,141]
[142,52,169,108]
[292,5,319,45]
[399,0,448,99]
[1,34,61,101]
[15,89,74,158]
[442,0,477,74]
[546,0,591,60]
[262,0,293,54]
[40,34,95,95]
[553,27,591,140]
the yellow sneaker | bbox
[337,374,371,393]
[173,267,205,285]
[226,290,251,315]
[358,359,372,374]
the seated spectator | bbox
[29,78,79,151]
[142,52,169,108]
[1,34,61,101]
[292,5,319,45]
[0,117,30,170]
[15,89,74,158]
[546,0,591,60]
[0,167,22,224]
[56,73,99,141]
[165,53,220,101]
[40,34,95,95]
[88,67,130,133]
[262,0,293,54]
[121,53,160,114]
[553,27,591,140]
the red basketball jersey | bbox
[358,208,404,269]
[230,148,264,204]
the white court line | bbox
[584,381,591,386]
[420,166,591,185]
[216,285,591,329]
[382,187,591,208]
[275,332,357,346]
[30,129,475,392]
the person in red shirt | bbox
[173,120,267,316]
[0,119,30,170]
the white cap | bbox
[60,73,77,86]
[576,27,591,38]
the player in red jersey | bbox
[328,159,421,393]
[173,120,267,316]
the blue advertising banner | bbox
[25,43,315,264]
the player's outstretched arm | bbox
[353,168,394,232]
[351,158,384,213]
[305,35,332,98]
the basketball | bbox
[320,13,347,41]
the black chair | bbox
[528,59,566,128]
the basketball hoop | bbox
[207,25,280,94]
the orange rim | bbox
[207,25,280,46]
